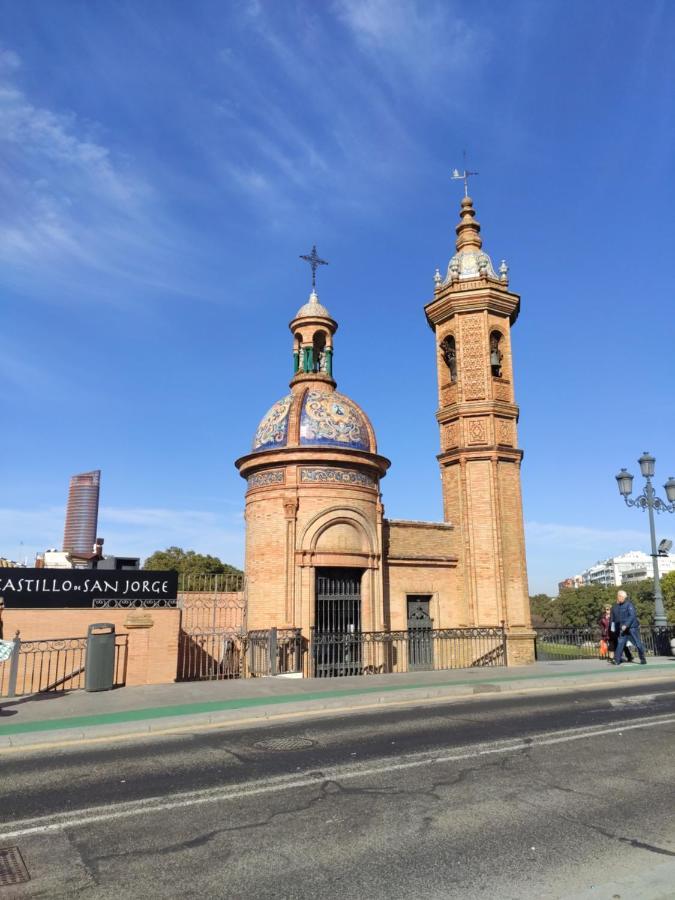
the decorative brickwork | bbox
[493,379,512,402]
[460,314,487,401]
[466,417,488,445]
[300,467,376,488]
[444,422,459,449]
[495,418,515,446]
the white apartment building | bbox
[578,551,675,587]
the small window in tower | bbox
[440,336,457,383]
[490,331,503,378]
[294,333,302,373]
[313,331,326,373]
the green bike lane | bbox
[1,659,672,746]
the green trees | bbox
[557,585,615,627]
[143,547,243,577]
[529,593,560,625]
[529,577,675,628]
[662,571,675,621]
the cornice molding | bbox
[437,447,524,465]
[436,401,520,423]
[235,445,391,479]
[425,285,521,329]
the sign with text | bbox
[0,568,178,608]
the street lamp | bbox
[615,452,675,627]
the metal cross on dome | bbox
[300,244,329,291]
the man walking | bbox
[611,590,647,665]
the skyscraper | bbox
[63,470,101,558]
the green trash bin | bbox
[85,623,116,692]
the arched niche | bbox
[300,505,377,558]
[315,521,366,553]
[489,330,504,378]
[440,334,457,383]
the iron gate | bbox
[407,598,434,671]
[313,568,362,677]
[177,573,247,681]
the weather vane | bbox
[451,152,478,197]
[300,244,328,292]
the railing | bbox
[177,630,243,681]
[0,634,128,698]
[247,628,303,677]
[310,627,506,678]
[178,572,246,633]
[534,626,675,661]
[179,572,245,594]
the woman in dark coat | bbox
[598,605,612,662]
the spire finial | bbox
[299,244,328,293]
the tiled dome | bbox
[299,390,373,451]
[251,390,375,453]
[252,394,293,451]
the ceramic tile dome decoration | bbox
[299,390,371,451]
[252,394,292,450]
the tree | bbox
[557,584,615,627]
[143,547,242,578]
[529,593,560,626]
[622,574,675,626]
[660,570,675,624]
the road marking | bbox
[1,712,674,842]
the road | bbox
[2,678,675,899]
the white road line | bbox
[1,712,674,842]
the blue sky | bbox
[1,0,673,594]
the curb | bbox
[1,665,672,752]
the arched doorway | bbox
[313,567,363,676]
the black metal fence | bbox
[310,627,506,678]
[177,629,243,681]
[534,626,675,661]
[0,634,128,698]
[247,628,303,677]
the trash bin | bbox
[85,623,116,692]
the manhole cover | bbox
[254,737,315,751]
[0,847,30,887]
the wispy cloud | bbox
[216,1,489,219]
[334,0,485,88]
[0,48,198,306]
[0,58,141,266]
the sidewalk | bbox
[0,659,673,749]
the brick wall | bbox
[385,564,459,630]
[384,519,457,560]
[3,608,181,686]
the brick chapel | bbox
[235,194,535,664]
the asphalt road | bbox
[2,678,675,899]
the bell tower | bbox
[425,191,533,657]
